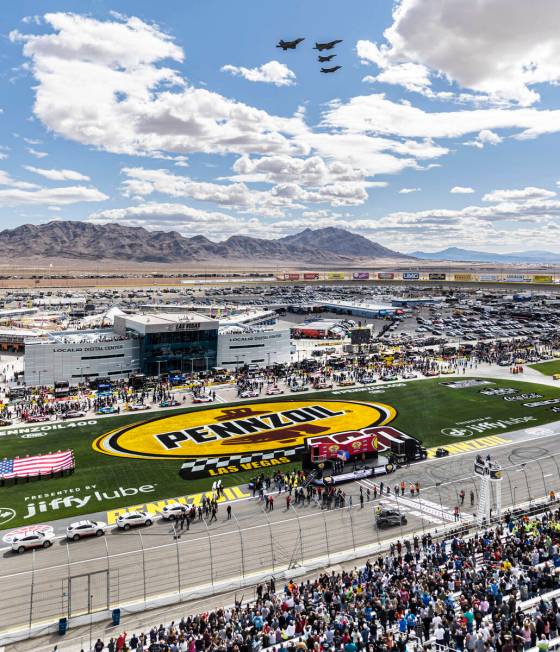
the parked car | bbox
[66,520,107,541]
[116,511,154,530]
[12,530,55,554]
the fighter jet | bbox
[320,65,342,73]
[313,40,343,51]
[318,54,336,62]
[276,38,305,51]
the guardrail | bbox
[2,449,560,647]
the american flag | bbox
[0,450,75,479]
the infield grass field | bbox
[1,376,560,528]
[529,359,560,376]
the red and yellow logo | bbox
[93,400,396,460]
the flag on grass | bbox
[0,450,74,479]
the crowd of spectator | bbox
[94,507,560,652]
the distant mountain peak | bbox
[0,220,412,264]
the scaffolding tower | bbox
[474,455,503,526]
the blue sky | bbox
[1,0,560,252]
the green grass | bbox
[529,359,560,376]
[1,376,559,528]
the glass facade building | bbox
[139,328,218,376]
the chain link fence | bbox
[2,449,560,644]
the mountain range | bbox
[412,247,560,264]
[0,221,411,263]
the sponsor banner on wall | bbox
[352,272,370,280]
[303,272,319,280]
[504,274,531,282]
[402,272,420,280]
[479,274,498,282]
[533,275,553,283]
[378,272,395,280]
[326,272,346,280]
[428,273,446,281]
[454,273,473,282]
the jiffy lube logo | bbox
[93,400,396,460]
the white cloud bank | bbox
[221,61,295,86]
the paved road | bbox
[1,418,560,640]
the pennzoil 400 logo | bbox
[93,400,397,476]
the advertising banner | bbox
[303,272,319,280]
[378,272,395,280]
[479,274,498,282]
[326,272,346,280]
[454,273,473,281]
[402,272,420,280]
[352,272,370,280]
[429,273,446,281]
[504,274,531,282]
[533,275,553,283]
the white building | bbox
[217,327,291,369]
[23,312,291,385]
[24,331,141,386]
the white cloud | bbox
[0,185,108,206]
[87,203,269,240]
[464,129,503,149]
[0,170,39,190]
[450,186,475,194]
[120,167,375,214]
[482,186,556,202]
[230,155,368,186]
[12,14,307,158]
[26,147,48,158]
[321,93,560,141]
[399,187,421,194]
[359,0,560,106]
[221,61,296,86]
[24,165,90,181]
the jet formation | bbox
[276,37,343,73]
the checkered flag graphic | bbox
[180,446,305,476]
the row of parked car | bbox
[10,503,191,553]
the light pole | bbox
[33,368,48,387]
[79,365,90,385]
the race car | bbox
[116,511,154,530]
[402,372,418,379]
[314,381,333,389]
[25,415,51,423]
[127,403,150,411]
[265,385,283,395]
[435,447,450,458]
[380,374,398,382]
[338,379,354,386]
[374,505,407,529]
[0,418,13,427]
[240,389,259,398]
[62,410,86,420]
[160,399,180,407]
[192,394,213,403]
[161,502,187,520]
[358,376,376,384]
[11,530,55,554]
[66,520,107,541]
[97,406,118,414]
[290,384,309,392]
